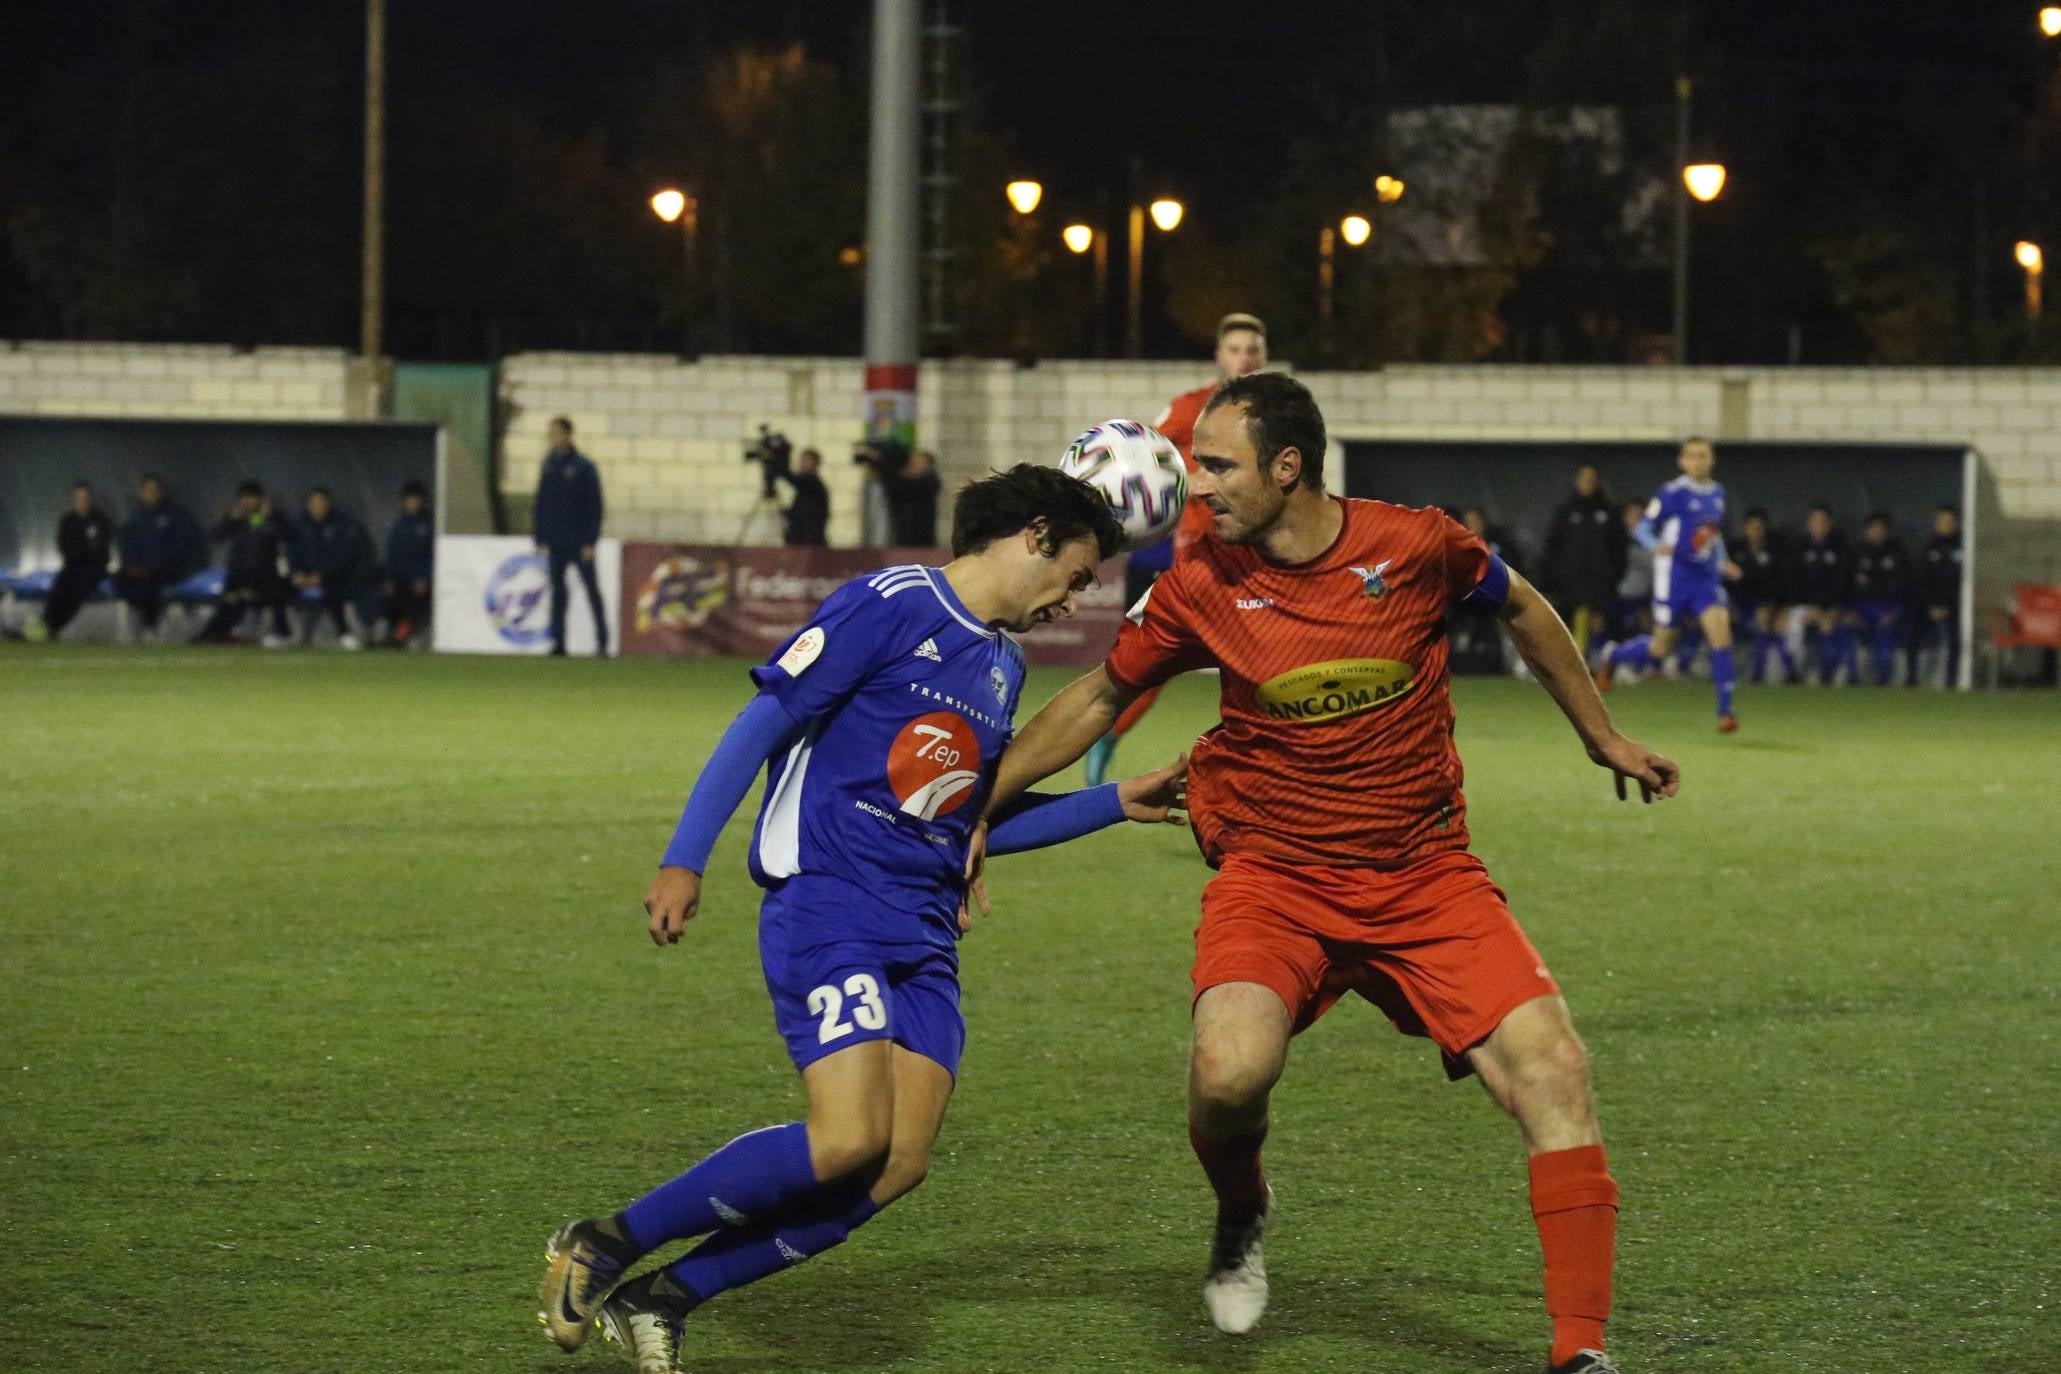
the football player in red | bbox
[978,373,1678,1374]
[1083,312,1269,785]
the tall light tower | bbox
[864,0,922,528]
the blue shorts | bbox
[1652,575,1727,628]
[758,895,966,1078]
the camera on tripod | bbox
[742,424,793,500]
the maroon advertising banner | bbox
[619,543,1131,667]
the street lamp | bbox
[1006,180,1043,216]
[2041,6,2061,37]
[1374,175,1405,204]
[650,187,700,353]
[1064,224,1110,355]
[1683,163,1728,203]
[1125,196,1184,357]
[2016,240,2044,320]
[1319,215,1371,360]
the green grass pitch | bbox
[2,645,2055,1373]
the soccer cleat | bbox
[1717,713,1739,733]
[1083,730,1118,787]
[1202,1183,1273,1335]
[597,1273,688,1374]
[1548,1349,1621,1374]
[537,1219,630,1352]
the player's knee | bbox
[1190,1037,1277,1113]
[807,1119,893,1182]
[872,1147,932,1204]
[1517,1030,1591,1094]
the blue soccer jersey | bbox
[1640,476,1729,623]
[744,564,1025,951]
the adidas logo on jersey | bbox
[913,638,941,662]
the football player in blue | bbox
[537,463,1189,1372]
[1596,437,1743,732]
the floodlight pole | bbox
[863,0,921,545]
[361,0,385,363]
[1671,74,1691,366]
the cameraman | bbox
[887,447,943,547]
[781,448,829,547]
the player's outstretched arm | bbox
[987,665,1140,815]
[1494,568,1680,803]
[645,693,798,946]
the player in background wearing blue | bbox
[537,465,1189,1373]
[1595,437,1743,732]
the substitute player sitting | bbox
[981,374,1678,1374]
[538,464,1188,1373]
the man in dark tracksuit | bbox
[384,480,435,647]
[193,480,294,645]
[43,483,114,639]
[1540,463,1626,658]
[290,487,369,648]
[1731,509,1798,684]
[115,474,206,639]
[1792,504,1853,684]
[533,415,607,656]
[1849,513,1910,686]
[1910,505,1963,688]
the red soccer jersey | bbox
[1104,497,1497,868]
[1153,382,1222,556]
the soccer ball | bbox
[1059,419,1190,550]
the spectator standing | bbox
[114,474,206,641]
[193,480,294,646]
[290,487,368,649]
[533,416,608,657]
[888,448,943,546]
[781,448,830,547]
[1608,501,1653,643]
[1792,503,1852,683]
[1731,509,1798,684]
[384,479,435,648]
[38,482,113,641]
[1849,513,1910,686]
[1540,463,1625,656]
[1911,505,1963,687]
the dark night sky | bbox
[2,1,2054,360]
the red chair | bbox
[1993,583,2061,684]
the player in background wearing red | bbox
[1082,312,1269,786]
[976,374,1678,1374]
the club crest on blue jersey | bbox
[1350,560,1392,599]
[990,666,1007,706]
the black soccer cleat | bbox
[1549,1350,1622,1374]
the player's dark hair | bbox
[237,479,265,498]
[400,479,427,499]
[1744,507,1769,524]
[1203,371,1327,492]
[950,462,1124,560]
[550,415,574,433]
[309,485,332,500]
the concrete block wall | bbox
[0,342,352,420]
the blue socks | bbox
[1711,645,1736,718]
[1609,636,1654,671]
[664,1181,882,1306]
[620,1122,819,1253]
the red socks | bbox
[1528,1144,1619,1365]
[1189,1123,1268,1219]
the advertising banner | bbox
[618,544,1129,667]
[434,535,622,655]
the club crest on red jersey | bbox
[1350,560,1392,599]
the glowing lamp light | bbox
[1682,163,1728,203]
[1148,198,1184,231]
[650,189,687,223]
[1005,180,1043,215]
[1374,175,1405,203]
[838,245,864,266]
[2016,240,2045,273]
[1340,215,1372,247]
[2042,6,2061,37]
[1062,223,1094,254]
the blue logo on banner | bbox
[484,552,553,645]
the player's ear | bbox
[1275,445,1304,494]
[1022,517,1049,557]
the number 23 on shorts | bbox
[808,973,888,1043]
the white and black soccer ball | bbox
[1059,419,1190,550]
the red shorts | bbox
[1193,849,1559,1079]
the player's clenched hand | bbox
[957,819,990,935]
[1591,733,1679,803]
[645,865,702,946]
[1117,752,1190,825]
